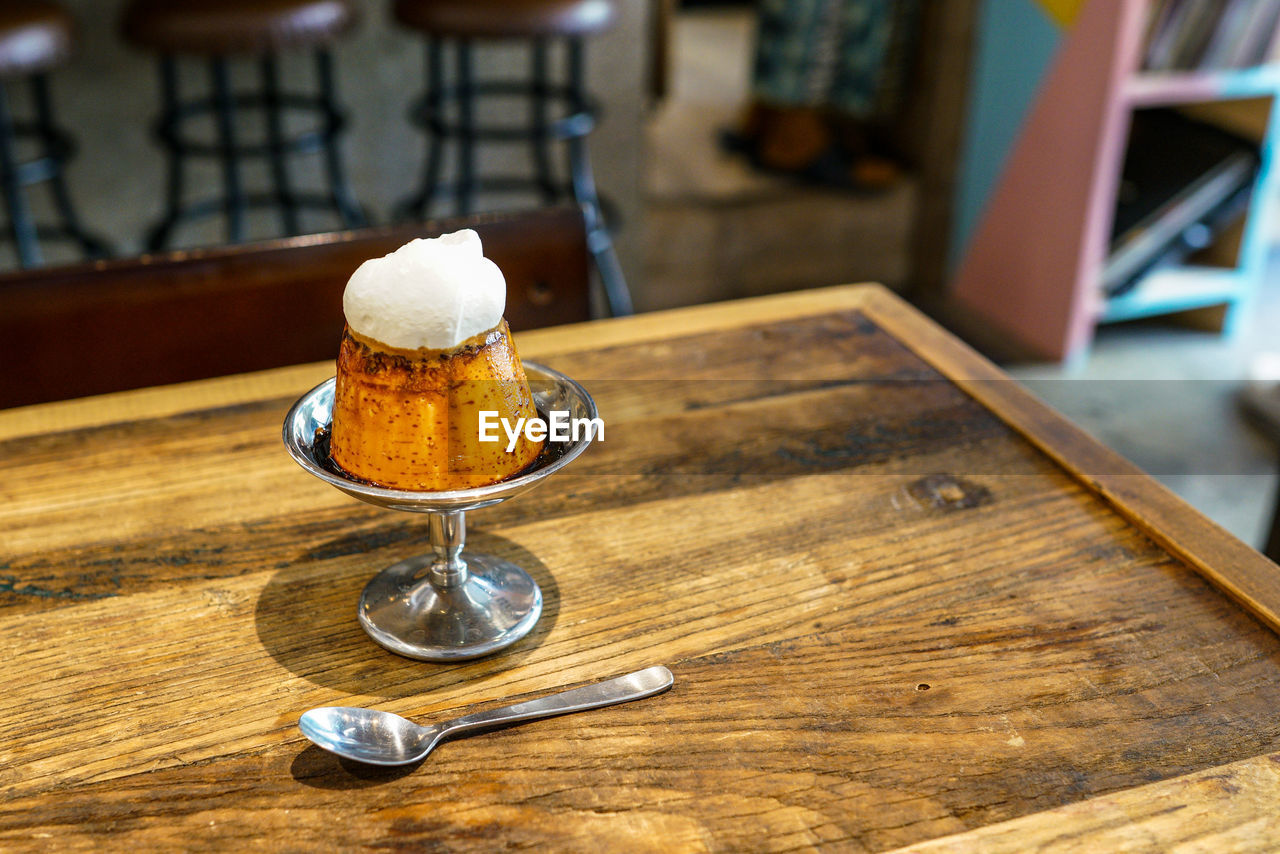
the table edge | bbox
[7,283,1276,635]
[0,284,881,443]
[856,288,1280,638]
[883,749,1280,852]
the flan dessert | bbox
[329,230,543,491]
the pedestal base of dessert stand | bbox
[283,363,597,664]
[358,552,542,661]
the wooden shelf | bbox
[949,0,1279,361]
[1101,266,1246,323]
[1125,66,1280,107]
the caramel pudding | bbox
[329,230,543,491]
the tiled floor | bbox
[651,7,1279,550]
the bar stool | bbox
[0,2,108,269]
[122,0,367,251]
[392,0,632,316]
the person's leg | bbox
[726,0,839,173]
[752,0,843,109]
[826,0,919,188]
[727,0,916,190]
[827,0,911,121]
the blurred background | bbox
[2,0,1279,553]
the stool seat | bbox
[0,1,72,78]
[123,0,355,56]
[394,0,615,39]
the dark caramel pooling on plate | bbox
[330,319,543,490]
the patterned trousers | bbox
[751,0,919,119]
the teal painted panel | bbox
[948,0,1064,270]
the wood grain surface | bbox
[1,285,1278,851]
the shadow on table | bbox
[290,744,424,788]
[253,526,561,697]
[290,718,542,789]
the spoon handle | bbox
[439,665,674,738]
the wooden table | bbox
[4,285,1280,851]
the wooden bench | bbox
[0,207,590,409]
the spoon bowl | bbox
[299,706,436,766]
[299,666,674,767]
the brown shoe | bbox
[754,106,832,172]
[848,154,901,192]
[722,101,903,192]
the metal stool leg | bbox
[30,75,108,259]
[209,58,246,244]
[261,55,299,235]
[530,40,559,205]
[316,50,365,228]
[147,58,184,251]
[395,38,446,221]
[394,30,630,314]
[565,39,631,316]
[0,83,42,268]
[146,51,365,247]
[455,40,476,216]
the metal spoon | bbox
[298,665,674,766]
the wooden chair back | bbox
[0,207,590,409]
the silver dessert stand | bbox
[282,362,597,661]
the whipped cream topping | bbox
[342,229,506,351]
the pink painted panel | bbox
[950,0,1148,361]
